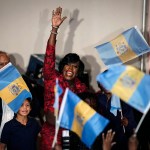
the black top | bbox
[1,117,41,150]
[97,93,136,150]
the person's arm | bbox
[0,143,6,150]
[43,7,66,125]
[102,129,116,150]
[43,7,67,80]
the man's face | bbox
[0,54,9,69]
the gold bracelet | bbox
[52,25,59,29]
[51,30,58,35]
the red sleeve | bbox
[43,42,57,113]
[43,42,56,80]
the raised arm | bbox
[49,7,67,46]
[43,7,67,80]
[43,7,66,124]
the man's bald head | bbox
[0,51,10,69]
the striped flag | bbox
[96,65,150,114]
[0,63,32,113]
[58,88,109,148]
[95,26,150,68]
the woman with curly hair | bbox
[40,7,88,150]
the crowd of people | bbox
[0,6,148,150]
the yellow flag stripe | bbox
[111,35,137,62]
[0,77,29,104]
[112,66,144,102]
[72,100,96,137]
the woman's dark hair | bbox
[58,53,84,76]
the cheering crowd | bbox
[0,6,150,150]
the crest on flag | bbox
[116,42,128,56]
[120,74,136,88]
[8,84,21,96]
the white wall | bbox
[0,0,143,91]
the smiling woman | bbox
[40,7,88,150]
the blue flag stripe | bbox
[96,42,122,66]
[124,27,150,54]
[59,90,81,129]
[53,78,63,110]
[96,66,126,90]
[8,90,32,113]
[0,65,21,90]
[128,75,150,113]
[82,113,109,148]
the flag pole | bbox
[52,78,59,148]
[135,101,150,133]
[52,88,68,148]
[120,109,125,133]
[140,0,147,71]
[52,120,59,148]
[52,88,59,148]
[119,100,125,133]
[58,88,68,124]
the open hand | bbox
[52,7,67,27]
[102,129,116,150]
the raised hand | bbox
[52,7,67,27]
[102,129,116,150]
[49,7,67,45]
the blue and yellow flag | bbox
[0,63,32,113]
[58,88,109,148]
[96,65,150,114]
[95,26,150,68]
